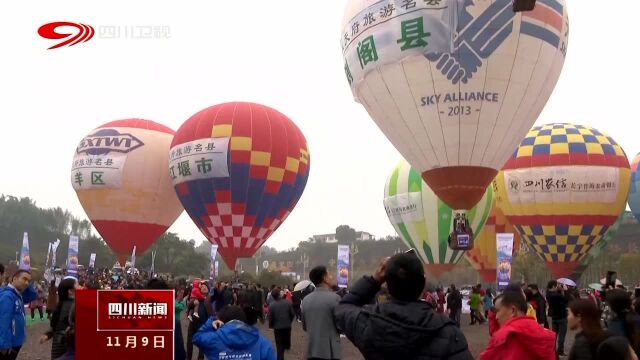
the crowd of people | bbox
[1,258,640,360]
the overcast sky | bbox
[1,1,638,252]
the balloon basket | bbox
[449,210,474,250]
[513,0,536,12]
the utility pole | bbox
[301,253,309,278]
[254,248,262,276]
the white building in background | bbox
[311,231,375,244]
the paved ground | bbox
[18,313,574,359]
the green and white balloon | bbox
[384,160,493,277]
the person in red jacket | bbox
[480,290,556,360]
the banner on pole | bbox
[89,253,96,269]
[131,246,137,269]
[337,245,350,289]
[151,250,157,275]
[51,239,61,268]
[67,235,79,277]
[214,261,219,278]
[496,233,515,291]
[45,243,52,269]
[209,244,218,281]
[19,232,31,271]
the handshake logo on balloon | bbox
[425,0,514,84]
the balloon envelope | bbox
[342,0,568,209]
[629,153,640,221]
[383,160,492,277]
[171,102,310,269]
[494,123,630,278]
[465,199,521,283]
[72,119,183,264]
[569,213,623,281]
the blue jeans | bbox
[552,318,567,354]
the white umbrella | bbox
[599,278,623,286]
[557,278,577,287]
[294,280,314,292]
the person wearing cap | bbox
[0,270,36,360]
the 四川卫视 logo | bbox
[38,21,94,50]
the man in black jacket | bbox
[527,283,549,328]
[447,284,463,327]
[546,280,569,357]
[333,254,473,360]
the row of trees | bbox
[2,194,639,287]
[0,195,209,278]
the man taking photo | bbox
[334,254,472,359]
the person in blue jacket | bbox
[193,305,276,360]
[0,269,37,360]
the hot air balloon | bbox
[72,119,184,265]
[383,160,492,277]
[170,102,310,269]
[464,199,521,283]
[569,213,623,281]
[628,153,640,222]
[494,123,630,278]
[342,0,568,245]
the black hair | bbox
[498,290,527,314]
[607,289,639,353]
[146,278,169,289]
[0,263,4,274]
[528,284,539,291]
[505,282,523,292]
[493,293,503,306]
[569,299,607,356]
[12,269,31,280]
[57,278,76,303]
[524,288,534,302]
[547,279,558,290]
[309,266,328,286]
[597,336,634,360]
[241,305,259,325]
[271,288,281,301]
[384,253,425,301]
[218,305,247,323]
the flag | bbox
[131,246,137,269]
[209,244,218,282]
[89,253,96,268]
[51,239,61,268]
[19,232,31,271]
[67,235,79,277]
[45,243,52,269]
[150,250,157,275]
[496,233,515,291]
[337,245,350,289]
